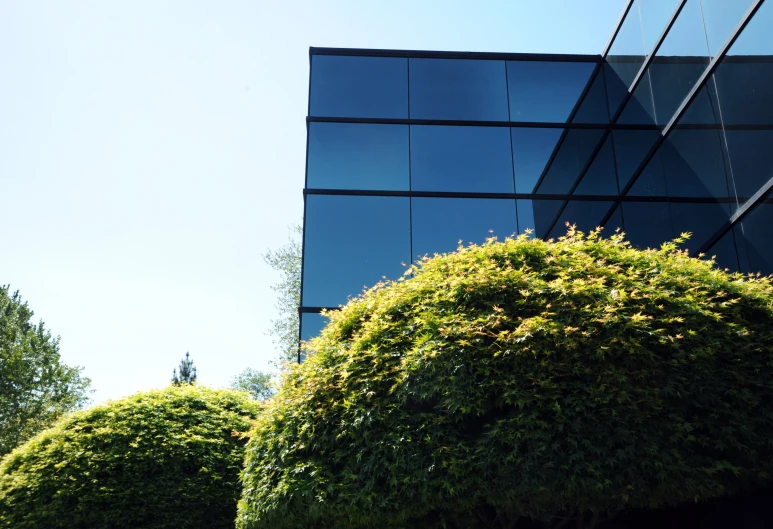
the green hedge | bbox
[0,385,261,529]
[237,230,773,529]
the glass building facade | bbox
[299,0,773,357]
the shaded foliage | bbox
[0,285,91,457]
[237,229,773,529]
[0,385,261,529]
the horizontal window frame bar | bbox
[310,46,601,62]
[304,188,750,203]
[306,116,773,130]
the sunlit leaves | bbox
[238,229,773,529]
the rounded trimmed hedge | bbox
[237,230,773,529]
[0,385,262,529]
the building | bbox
[299,0,773,357]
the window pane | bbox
[572,67,611,124]
[301,313,328,342]
[627,150,669,196]
[410,125,514,193]
[612,129,660,191]
[409,58,509,121]
[639,0,681,54]
[512,127,563,193]
[699,0,756,57]
[517,199,564,238]
[411,198,517,259]
[506,61,595,123]
[704,227,741,273]
[659,129,732,198]
[535,129,606,194]
[307,123,409,191]
[713,1,773,126]
[573,135,619,195]
[606,0,647,114]
[548,201,615,239]
[724,130,773,199]
[621,201,675,249]
[669,201,731,254]
[737,199,773,275]
[302,195,410,308]
[310,55,408,118]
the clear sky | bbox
[0,0,627,404]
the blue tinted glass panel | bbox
[301,313,328,342]
[411,198,517,259]
[605,59,644,118]
[713,2,773,126]
[548,201,615,239]
[615,72,657,125]
[606,204,625,233]
[705,227,741,273]
[310,55,408,118]
[724,130,773,198]
[621,202,674,249]
[608,0,647,57]
[738,199,773,275]
[612,129,660,191]
[699,0,755,57]
[307,123,409,191]
[678,81,722,124]
[606,0,647,113]
[669,201,731,254]
[512,127,563,193]
[659,129,732,198]
[518,199,563,238]
[647,0,709,125]
[627,150,669,196]
[302,195,410,307]
[573,135,619,195]
[536,129,605,194]
[409,58,509,121]
[639,0,681,53]
[507,61,595,123]
[410,125,514,193]
[722,0,773,56]
[572,67,611,124]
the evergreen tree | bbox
[171,352,197,385]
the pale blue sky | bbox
[0,0,626,403]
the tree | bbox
[0,385,261,529]
[171,351,197,385]
[229,368,275,401]
[263,225,302,367]
[237,229,773,529]
[0,285,91,457]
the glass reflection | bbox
[548,201,615,239]
[536,129,606,195]
[411,198,517,259]
[699,0,755,57]
[310,55,408,118]
[507,61,595,123]
[409,58,509,121]
[302,195,410,308]
[705,227,741,273]
[612,129,660,191]
[573,135,618,195]
[658,129,732,198]
[410,125,514,193]
[517,199,563,238]
[669,201,732,254]
[723,130,773,198]
[512,127,563,193]
[737,199,773,275]
[621,201,674,249]
[301,313,328,342]
[307,123,409,191]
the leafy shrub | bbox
[0,385,261,529]
[237,230,773,529]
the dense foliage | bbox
[237,229,773,529]
[0,385,261,529]
[0,285,91,457]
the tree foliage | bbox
[0,285,91,457]
[0,385,262,529]
[230,368,275,401]
[237,229,773,529]
[171,351,197,385]
[263,225,302,367]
